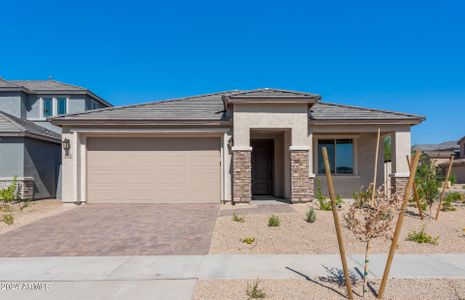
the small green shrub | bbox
[246,277,266,299]
[268,215,280,227]
[242,237,255,245]
[306,207,316,223]
[232,213,245,223]
[316,179,343,210]
[406,226,439,245]
[450,173,457,185]
[0,177,18,203]
[2,214,14,225]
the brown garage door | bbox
[87,137,221,203]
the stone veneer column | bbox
[290,150,313,203]
[390,176,409,199]
[232,149,252,203]
[0,177,34,200]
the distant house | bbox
[0,78,111,199]
[416,137,465,184]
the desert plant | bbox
[316,179,342,210]
[346,185,400,297]
[242,237,255,245]
[415,162,441,215]
[441,192,463,212]
[0,177,19,203]
[2,214,14,225]
[268,215,280,227]
[232,213,245,223]
[450,173,457,185]
[246,277,266,299]
[406,226,439,245]
[306,207,316,223]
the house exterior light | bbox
[63,138,70,150]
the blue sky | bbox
[1,0,464,145]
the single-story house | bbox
[50,89,424,204]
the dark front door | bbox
[251,140,273,195]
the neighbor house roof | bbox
[0,78,111,107]
[50,89,425,125]
[0,111,61,143]
[413,140,460,152]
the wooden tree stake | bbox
[435,155,454,220]
[371,128,381,205]
[377,150,421,299]
[322,147,354,300]
[407,155,424,220]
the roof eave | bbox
[50,119,232,127]
[0,132,61,144]
[309,118,424,126]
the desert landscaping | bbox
[209,202,465,255]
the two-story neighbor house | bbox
[0,78,111,199]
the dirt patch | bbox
[209,203,465,254]
[0,199,74,235]
[193,278,465,300]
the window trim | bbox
[40,96,69,118]
[314,135,358,176]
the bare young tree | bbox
[345,185,400,297]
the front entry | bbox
[251,139,274,195]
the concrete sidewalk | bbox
[1,254,464,299]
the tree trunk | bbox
[363,240,371,297]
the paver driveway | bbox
[0,203,219,257]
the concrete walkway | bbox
[1,254,465,299]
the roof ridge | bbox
[0,78,23,88]
[48,79,87,91]
[230,88,319,97]
[51,90,240,119]
[316,101,425,119]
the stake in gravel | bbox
[377,150,421,299]
[321,147,354,300]
[407,155,424,220]
[435,155,454,220]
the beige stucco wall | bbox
[233,103,311,147]
[314,132,385,198]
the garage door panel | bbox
[87,137,220,203]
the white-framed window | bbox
[40,97,69,118]
[317,138,355,175]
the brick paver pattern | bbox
[0,204,219,257]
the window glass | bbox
[57,98,67,115]
[43,98,53,117]
[336,139,354,174]
[318,139,335,174]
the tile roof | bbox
[310,102,424,121]
[9,80,86,91]
[226,88,320,99]
[50,89,424,123]
[0,111,61,142]
[0,79,112,107]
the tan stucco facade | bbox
[59,108,415,203]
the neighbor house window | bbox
[318,139,354,174]
[41,97,68,118]
[43,98,53,118]
[57,97,67,115]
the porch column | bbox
[290,146,312,203]
[232,146,252,203]
[390,130,411,198]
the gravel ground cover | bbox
[193,278,465,300]
[209,203,465,254]
[0,199,74,234]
